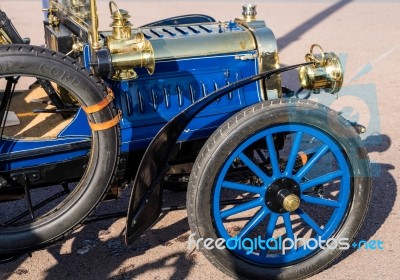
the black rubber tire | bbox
[0,45,120,254]
[187,99,371,280]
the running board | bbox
[0,140,91,163]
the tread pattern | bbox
[187,98,371,280]
[0,44,121,254]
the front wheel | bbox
[187,99,370,280]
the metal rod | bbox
[82,198,255,225]
[33,108,78,114]
[3,190,69,225]
[37,79,69,119]
[22,175,35,220]
[0,78,16,137]
[220,197,254,206]
[90,0,100,50]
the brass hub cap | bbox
[282,193,301,212]
[266,178,301,213]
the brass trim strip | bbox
[235,19,282,99]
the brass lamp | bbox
[298,44,343,94]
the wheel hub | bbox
[266,178,301,213]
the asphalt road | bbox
[0,1,399,279]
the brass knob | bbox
[242,3,257,22]
[282,194,301,212]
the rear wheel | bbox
[0,45,120,255]
[187,99,370,279]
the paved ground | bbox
[0,0,399,279]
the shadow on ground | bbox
[0,189,196,280]
[333,133,396,264]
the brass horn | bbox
[298,44,343,94]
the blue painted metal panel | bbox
[2,51,261,170]
[58,109,91,137]
[110,53,261,152]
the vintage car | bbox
[0,1,370,279]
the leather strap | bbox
[89,110,122,131]
[82,88,115,114]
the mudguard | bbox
[125,63,312,245]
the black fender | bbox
[125,62,313,245]
[141,14,215,28]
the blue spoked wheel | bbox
[187,99,370,280]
